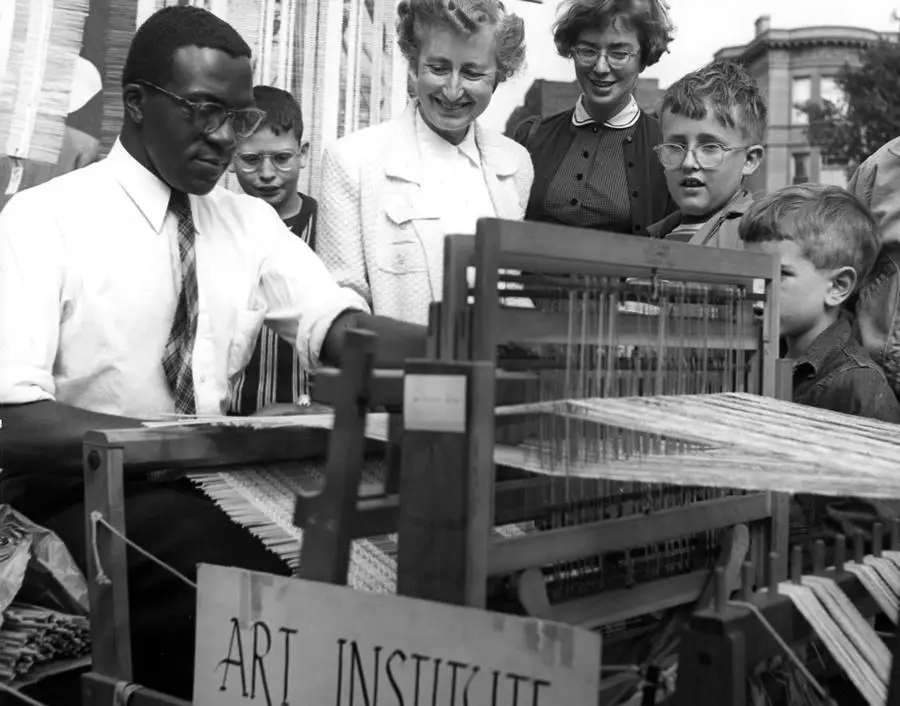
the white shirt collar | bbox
[415,107,482,167]
[106,139,200,234]
[572,93,640,129]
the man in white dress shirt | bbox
[0,6,424,699]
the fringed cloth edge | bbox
[166,413,525,595]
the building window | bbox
[819,163,848,188]
[819,76,846,112]
[792,77,811,125]
[791,153,809,184]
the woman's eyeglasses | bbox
[137,80,266,138]
[571,45,638,70]
[653,143,750,170]
[233,151,300,173]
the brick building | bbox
[715,15,896,193]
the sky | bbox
[478,0,900,132]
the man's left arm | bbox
[255,208,427,372]
[320,309,427,369]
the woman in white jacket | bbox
[317,0,533,325]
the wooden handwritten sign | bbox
[193,564,602,706]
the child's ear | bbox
[298,140,310,169]
[741,145,765,178]
[827,265,857,307]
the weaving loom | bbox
[676,525,900,705]
[383,219,790,621]
[191,217,791,617]
[78,216,900,705]
[128,217,793,704]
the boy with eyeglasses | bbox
[648,61,766,248]
[229,85,319,415]
[233,85,316,245]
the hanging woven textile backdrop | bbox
[0,0,91,209]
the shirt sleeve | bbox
[315,141,373,312]
[849,141,900,245]
[0,190,64,404]
[252,201,367,370]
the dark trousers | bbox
[2,475,289,701]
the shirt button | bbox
[625,137,634,144]
[628,161,635,168]
[634,224,642,232]
[583,151,590,158]
[592,126,598,134]
[576,173,584,180]
[571,198,578,206]
[632,190,639,198]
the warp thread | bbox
[89,511,197,590]
[778,581,887,706]
[729,598,831,703]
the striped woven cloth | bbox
[189,456,400,593]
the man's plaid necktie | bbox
[161,190,199,415]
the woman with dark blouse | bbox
[514,0,676,235]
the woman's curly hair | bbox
[396,0,526,84]
[553,0,674,69]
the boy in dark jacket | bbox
[740,183,900,544]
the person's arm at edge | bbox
[0,188,142,475]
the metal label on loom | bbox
[403,374,467,433]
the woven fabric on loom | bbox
[189,458,399,593]
[188,458,529,594]
[156,412,530,592]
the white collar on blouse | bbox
[415,106,482,167]
[572,93,640,130]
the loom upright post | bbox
[396,359,496,608]
[83,440,133,683]
[294,329,376,585]
[672,607,748,704]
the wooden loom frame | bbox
[79,330,382,706]
[389,217,794,630]
[674,531,900,705]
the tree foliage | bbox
[802,34,900,174]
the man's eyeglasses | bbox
[571,45,638,70]
[233,151,301,173]
[653,143,751,170]
[137,80,266,138]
